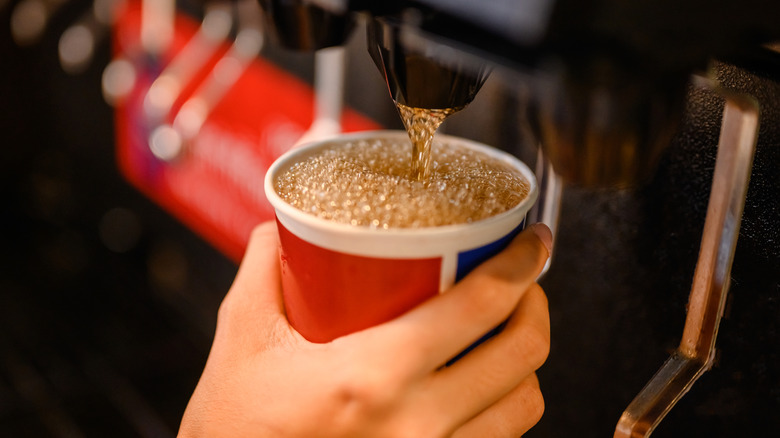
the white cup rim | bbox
[263,130,538,244]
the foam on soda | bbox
[274,137,530,229]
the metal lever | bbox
[527,146,563,278]
[614,77,759,438]
[149,0,264,161]
[293,46,346,147]
[144,1,234,123]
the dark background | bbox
[1,1,237,436]
[1,1,779,437]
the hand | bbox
[179,221,551,438]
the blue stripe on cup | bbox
[455,220,525,282]
[447,219,525,365]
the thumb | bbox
[216,221,288,345]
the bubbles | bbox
[275,138,530,228]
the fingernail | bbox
[529,223,553,256]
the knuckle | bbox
[213,298,242,346]
[214,287,255,341]
[518,284,551,367]
[329,370,448,438]
[531,283,550,309]
[215,293,237,327]
[462,273,518,317]
[520,320,551,368]
[502,287,551,368]
[502,328,549,375]
[333,368,398,417]
[525,386,546,426]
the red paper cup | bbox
[264,130,538,343]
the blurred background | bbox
[1,1,779,437]
[1,2,239,435]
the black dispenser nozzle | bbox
[366,16,490,110]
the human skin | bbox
[179,221,552,438]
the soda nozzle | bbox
[367,16,490,111]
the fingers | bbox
[375,224,551,372]
[450,373,544,438]
[427,284,549,430]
